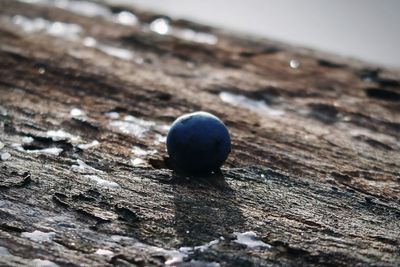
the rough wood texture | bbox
[0,1,399,266]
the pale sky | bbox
[116,0,400,69]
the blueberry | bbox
[166,111,231,175]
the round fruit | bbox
[166,111,231,175]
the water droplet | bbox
[70,108,86,118]
[12,15,82,40]
[260,174,265,178]
[114,11,138,26]
[289,59,300,69]
[342,116,351,122]
[150,18,170,35]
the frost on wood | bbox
[0,0,399,266]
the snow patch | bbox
[0,106,7,116]
[77,140,99,150]
[95,249,114,256]
[133,242,186,266]
[219,92,284,117]
[108,114,169,143]
[46,129,80,142]
[84,175,120,188]
[22,136,34,144]
[83,37,134,60]
[13,144,63,156]
[1,152,11,161]
[105,111,120,119]
[70,108,86,118]
[71,159,103,173]
[131,146,156,156]
[30,148,63,156]
[193,237,223,252]
[131,158,147,167]
[233,231,270,249]
[153,134,166,145]
[31,259,59,267]
[0,246,11,256]
[21,230,56,243]
[109,237,224,266]
[110,235,135,243]
[97,45,134,60]
[188,260,220,267]
[174,29,218,45]
[109,115,155,138]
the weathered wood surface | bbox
[0,1,399,266]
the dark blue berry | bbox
[166,112,231,175]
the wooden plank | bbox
[0,0,399,266]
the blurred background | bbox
[113,0,400,69]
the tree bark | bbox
[0,1,399,266]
